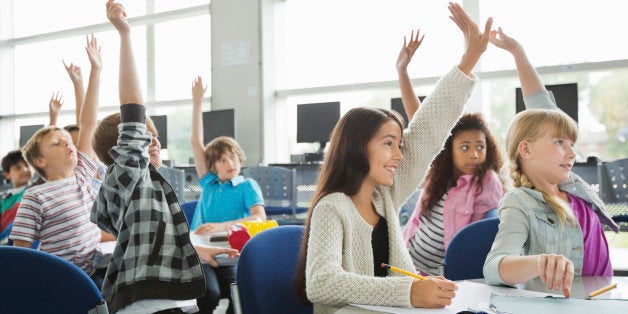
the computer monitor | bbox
[149,115,168,149]
[20,124,44,147]
[296,101,340,152]
[515,83,578,123]
[391,96,426,127]
[202,109,236,144]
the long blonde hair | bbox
[505,109,579,226]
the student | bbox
[401,112,504,275]
[0,150,33,244]
[294,3,492,311]
[10,34,103,278]
[190,75,265,313]
[90,2,236,313]
[482,27,619,298]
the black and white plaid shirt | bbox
[91,104,205,313]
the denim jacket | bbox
[483,90,619,285]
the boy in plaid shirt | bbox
[91,1,236,312]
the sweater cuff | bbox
[120,104,146,123]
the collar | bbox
[208,172,245,186]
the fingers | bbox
[562,261,574,298]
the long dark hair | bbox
[420,112,502,216]
[294,107,404,303]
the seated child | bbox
[10,34,103,277]
[483,27,618,297]
[90,2,236,313]
[190,75,266,313]
[0,150,33,244]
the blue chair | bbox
[444,217,499,281]
[181,200,198,224]
[233,225,312,314]
[0,246,108,314]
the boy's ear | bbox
[518,140,532,159]
[33,157,47,169]
[108,148,113,158]
[2,171,9,179]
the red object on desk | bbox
[228,223,251,251]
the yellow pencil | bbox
[587,283,617,299]
[381,263,427,280]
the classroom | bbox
[0,1,627,313]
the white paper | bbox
[350,281,561,313]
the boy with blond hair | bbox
[10,34,103,276]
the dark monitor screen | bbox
[296,101,340,149]
[391,96,426,127]
[149,115,168,149]
[20,124,45,147]
[202,109,236,144]
[515,83,578,123]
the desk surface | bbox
[337,276,628,313]
[97,232,238,268]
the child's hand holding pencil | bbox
[381,263,458,308]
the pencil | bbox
[587,283,617,299]
[380,263,427,280]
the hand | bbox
[410,276,457,308]
[192,76,207,103]
[396,29,425,74]
[490,27,523,54]
[85,34,102,70]
[49,91,64,117]
[194,222,229,235]
[537,254,574,298]
[195,246,240,267]
[62,60,83,84]
[448,2,493,74]
[106,0,130,34]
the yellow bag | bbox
[241,220,278,237]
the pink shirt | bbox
[402,171,503,248]
[568,193,612,276]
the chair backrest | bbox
[181,200,198,224]
[236,225,312,314]
[241,166,298,216]
[0,246,108,314]
[603,158,627,204]
[444,217,499,281]
[572,156,605,199]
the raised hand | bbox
[448,2,493,75]
[396,29,424,73]
[48,91,64,126]
[490,27,523,54]
[62,60,83,85]
[192,76,207,105]
[106,0,130,34]
[85,34,102,70]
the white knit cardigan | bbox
[305,66,476,313]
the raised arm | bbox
[448,2,493,76]
[490,27,545,97]
[107,0,143,106]
[396,29,424,122]
[77,34,101,159]
[191,76,209,178]
[63,60,85,124]
[48,92,64,126]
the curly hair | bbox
[419,113,503,216]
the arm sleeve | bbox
[523,90,558,110]
[306,202,414,307]
[483,204,530,285]
[390,66,475,211]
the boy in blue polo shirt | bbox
[190,75,266,313]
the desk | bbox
[97,232,239,268]
[337,276,628,313]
